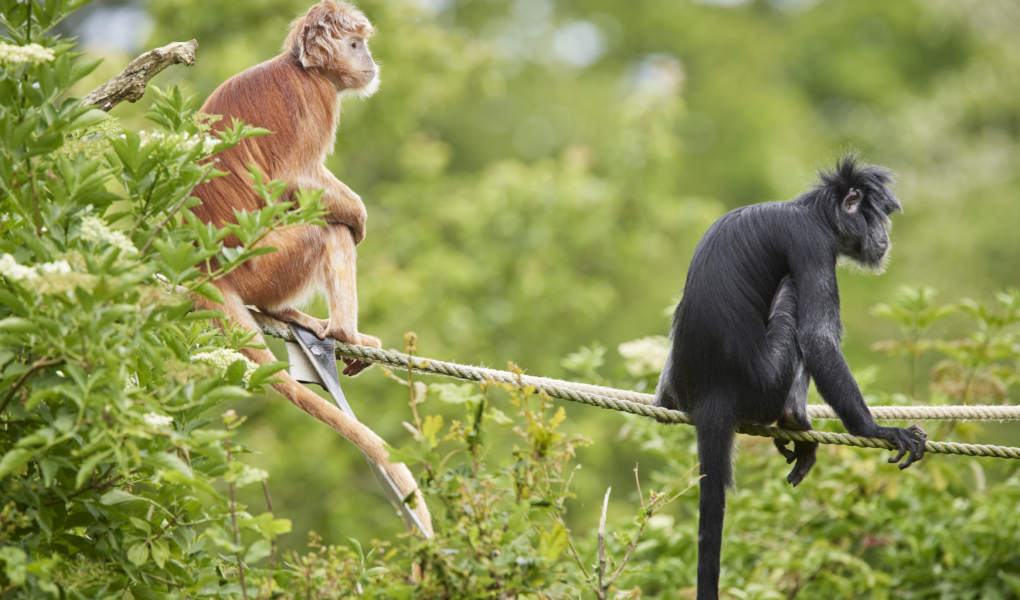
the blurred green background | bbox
[68,0,1019,554]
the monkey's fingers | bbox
[897,425,927,469]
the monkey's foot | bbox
[259,307,328,338]
[774,439,819,486]
[327,330,382,377]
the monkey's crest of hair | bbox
[815,154,901,216]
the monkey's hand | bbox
[320,179,367,245]
[774,439,819,486]
[878,424,927,469]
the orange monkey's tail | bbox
[193,293,434,536]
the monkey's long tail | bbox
[193,293,434,537]
[695,419,735,600]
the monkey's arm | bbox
[792,260,925,467]
[289,169,367,244]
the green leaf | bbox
[538,522,569,562]
[74,451,107,489]
[488,407,514,427]
[422,414,444,448]
[100,489,142,506]
[192,281,225,304]
[429,383,482,404]
[0,547,27,586]
[144,451,194,479]
[127,542,149,566]
[248,361,288,387]
[150,539,170,569]
[244,539,272,564]
[0,448,35,479]
[67,108,110,132]
[0,317,40,334]
[344,535,364,563]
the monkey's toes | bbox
[341,358,373,377]
[774,439,797,463]
[785,441,818,486]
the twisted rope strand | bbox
[251,311,1020,460]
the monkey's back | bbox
[667,202,809,418]
[192,57,340,236]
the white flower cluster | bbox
[0,254,71,281]
[143,412,174,427]
[141,130,218,155]
[193,348,258,381]
[618,336,671,378]
[0,42,55,65]
[80,216,137,255]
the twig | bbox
[81,40,199,112]
[139,159,220,254]
[262,479,276,599]
[0,357,62,413]
[597,487,610,600]
[225,438,249,600]
[634,463,645,511]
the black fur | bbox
[654,155,926,600]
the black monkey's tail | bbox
[695,417,736,600]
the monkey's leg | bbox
[321,224,381,376]
[257,306,328,338]
[193,290,433,535]
[774,359,818,486]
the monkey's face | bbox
[835,186,901,272]
[291,1,380,96]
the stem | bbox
[139,160,219,254]
[130,165,165,238]
[262,479,276,598]
[0,358,63,413]
[597,487,610,600]
[225,438,249,600]
[634,463,645,511]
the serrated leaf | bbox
[429,383,482,404]
[422,414,444,448]
[537,522,569,561]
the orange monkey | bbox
[191,1,431,533]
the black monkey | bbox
[654,156,926,600]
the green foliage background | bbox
[2,0,1020,597]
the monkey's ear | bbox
[297,24,327,69]
[842,188,862,214]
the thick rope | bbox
[251,311,1020,460]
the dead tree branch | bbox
[81,40,198,111]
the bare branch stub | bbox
[80,40,199,112]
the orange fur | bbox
[191,1,431,534]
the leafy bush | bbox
[0,1,319,596]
